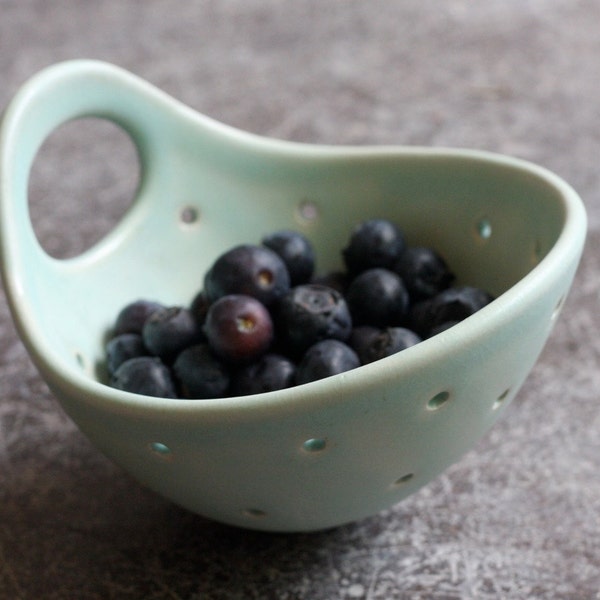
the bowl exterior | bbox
[45,246,577,532]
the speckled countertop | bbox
[1,2,599,598]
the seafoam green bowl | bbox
[0,60,587,532]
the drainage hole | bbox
[75,352,86,369]
[427,391,450,411]
[180,205,200,226]
[391,473,414,488]
[493,388,511,411]
[551,296,565,321]
[148,441,173,460]
[475,217,492,241]
[28,117,140,259]
[302,438,327,453]
[295,199,319,225]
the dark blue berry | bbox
[311,270,350,295]
[173,344,230,399]
[204,244,291,306]
[110,356,177,398]
[428,320,460,337]
[431,286,493,321]
[295,340,360,385]
[342,218,405,275]
[113,299,163,336]
[230,353,296,396]
[276,284,352,357]
[262,230,315,286]
[394,246,454,301]
[345,268,409,327]
[410,286,494,336]
[142,306,202,363]
[204,294,273,364]
[189,290,211,327]
[106,333,147,375]
[348,326,380,362]
[351,326,421,364]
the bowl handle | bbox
[0,59,174,270]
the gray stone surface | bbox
[1,1,599,598]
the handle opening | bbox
[28,116,140,259]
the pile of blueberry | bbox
[105,219,493,399]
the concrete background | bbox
[1,1,599,598]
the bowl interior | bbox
[20,135,567,388]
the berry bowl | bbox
[0,60,587,532]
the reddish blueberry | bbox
[204,294,274,364]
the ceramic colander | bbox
[0,60,587,532]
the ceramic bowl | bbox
[0,60,586,531]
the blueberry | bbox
[204,294,273,364]
[204,244,291,306]
[409,286,494,336]
[345,268,409,327]
[342,218,405,275]
[189,290,211,326]
[106,333,147,375]
[351,326,421,364]
[262,229,315,286]
[276,284,352,357]
[409,301,434,337]
[113,299,163,336]
[230,353,296,396]
[142,306,203,363]
[428,320,460,337]
[348,326,380,363]
[432,286,493,321]
[394,246,454,301]
[311,270,351,295]
[173,344,230,399]
[110,356,177,398]
[295,339,360,385]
